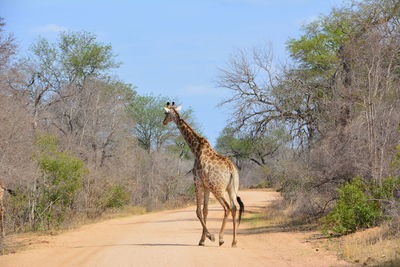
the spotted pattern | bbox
[163,106,241,247]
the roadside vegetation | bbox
[1,0,400,264]
[215,0,400,265]
[0,19,197,243]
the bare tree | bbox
[217,47,325,146]
[0,18,16,70]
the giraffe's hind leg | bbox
[195,186,214,245]
[215,194,231,246]
[228,190,238,247]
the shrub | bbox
[322,177,400,235]
[322,177,381,235]
[33,134,85,230]
[103,185,130,209]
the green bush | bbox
[322,177,381,235]
[33,134,85,230]
[370,177,400,201]
[103,185,130,209]
[322,177,400,235]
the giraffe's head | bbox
[163,102,182,125]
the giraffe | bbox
[163,102,244,247]
[0,181,15,238]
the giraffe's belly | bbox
[197,165,230,193]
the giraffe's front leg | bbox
[195,185,214,246]
[199,189,210,245]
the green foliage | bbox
[322,178,380,234]
[370,177,400,201]
[39,153,83,206]
[216,127,288,167]
[127,95,197,153]
[216,127,253,158]
[103,80,136,104]
[322,177,400,235]
[127,95,174,151]
[59,31,118,79]
[102,185,130,209]
[33,134,85,229]
[34,133,58,152]
[287,13,350,72]
[32,31,118,82]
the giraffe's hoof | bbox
[219,240,224,246]
[207,233,215,242]
[198,242,205,246]
[232,241,237,248]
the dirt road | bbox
[0,190,351,267]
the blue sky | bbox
[1,0,343,145]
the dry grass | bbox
[242,196,318,235]
[244,197,400,267]
[321,225,400,266]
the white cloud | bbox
[32,24,68,33]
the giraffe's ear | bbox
[175,106,182,112]
[163,107,170,113]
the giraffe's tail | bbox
[236,196,244,225]
[230,165,244,225]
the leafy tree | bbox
[166,108,200,160]
[31,31,118,86]
[128,95,197,152]
[58,31,118,81]
[216,127,287,169]
[216,127,252,170]
[24,31,136,169]
[33,133,85,229]
[127,95,174,151]
[286,15,349,73]
[23,31,122,132]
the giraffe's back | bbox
[195,144,238,196]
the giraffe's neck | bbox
[173,115,207,157]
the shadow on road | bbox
[72,243,196,249]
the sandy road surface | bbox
[0,190,351,267]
